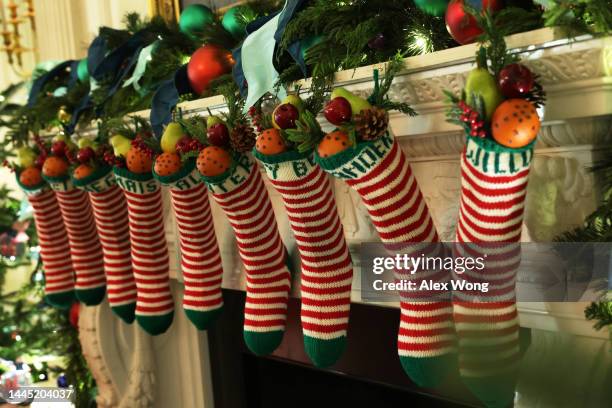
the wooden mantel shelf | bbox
[140,28,612,340]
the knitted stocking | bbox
[114,168,174,335]
[315,132,457,386]
[18,178,74,308]
[453,136,533,408]
[42,175,105,306]
[73,167,137,323]
[255,150,354,367]
[154,161,224,330]
[202,154,291,355]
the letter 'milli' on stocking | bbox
[453,136,533,408]
[205,157,291,355]
[27,189,75,308]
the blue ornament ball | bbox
[57,374,68,388]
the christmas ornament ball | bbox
[179,4,214,37]
[414,0,449,17]
[222,5,252,39]
[77,58,89,82]
[491,99,540,148]
[445,0,503,45]
[57,374,69,388]
[187,44,234,95]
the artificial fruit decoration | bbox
[491,99,540,148]
[330,87,372,115]
[154,152,182,176]
[196,146,232,177]
[317,130,353,158]
[17,147,37,168]
[272,103,299,130]
[19,166,43,187]
[498,63,534,98]
[73,164,94,180]
[255,128,286,155]
[161,122,185,154]
[42,156,69,178]
[324,97,352,126]
[207,122,230,147]
[465,66,503,120]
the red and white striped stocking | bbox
[43,177,106,306]
[453,136,533,407]
[316,132,457,387]
[255,150,353,367]
[155,164,224,330]
[73,168,137,323]
[113,168,174,335]
[21,182,75,308]
[202,154,291,355]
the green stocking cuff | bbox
[465,136,535,176]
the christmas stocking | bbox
[201,154,291,355]
[72,167,137,323]
[453,136,533,408]
[154,160,224,330]
[17,177,75,308]
[113,167,174,335]
[254,149,354,367]
[315,131,457,386]
[42,175,106,306]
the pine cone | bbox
[230,122,256,153]
[355,107,389,141]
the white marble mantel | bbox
[78,29,612,408]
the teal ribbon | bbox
[123,41,159,95]
[241,2,288,112]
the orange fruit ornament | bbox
[317,131,353,158]
[491,99,540,148]
[42,156,69,178]
[255,128,286,155]
[126,147,153,174]
[154,152,182,176]
[73,164,94,180]
[197,146,232,177]
[19,166,43,187]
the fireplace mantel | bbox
[80,29,612,408]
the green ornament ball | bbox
[222,5,251,39]
[77,58,89,82]
[414,0,449,16]
[179,4,214,37]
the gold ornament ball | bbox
[58,106,72,123]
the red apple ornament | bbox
[207,123,230,147]
[324,97,352,126]
[445,0,503,45]
[498,63,534,98]
[77,147,95,164]
[51,140,67,157]
[273,103,299,130]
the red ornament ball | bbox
[69,302,80,328]
[187,44,234,95]
[498,63,535,98]
[445,0,503,45]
